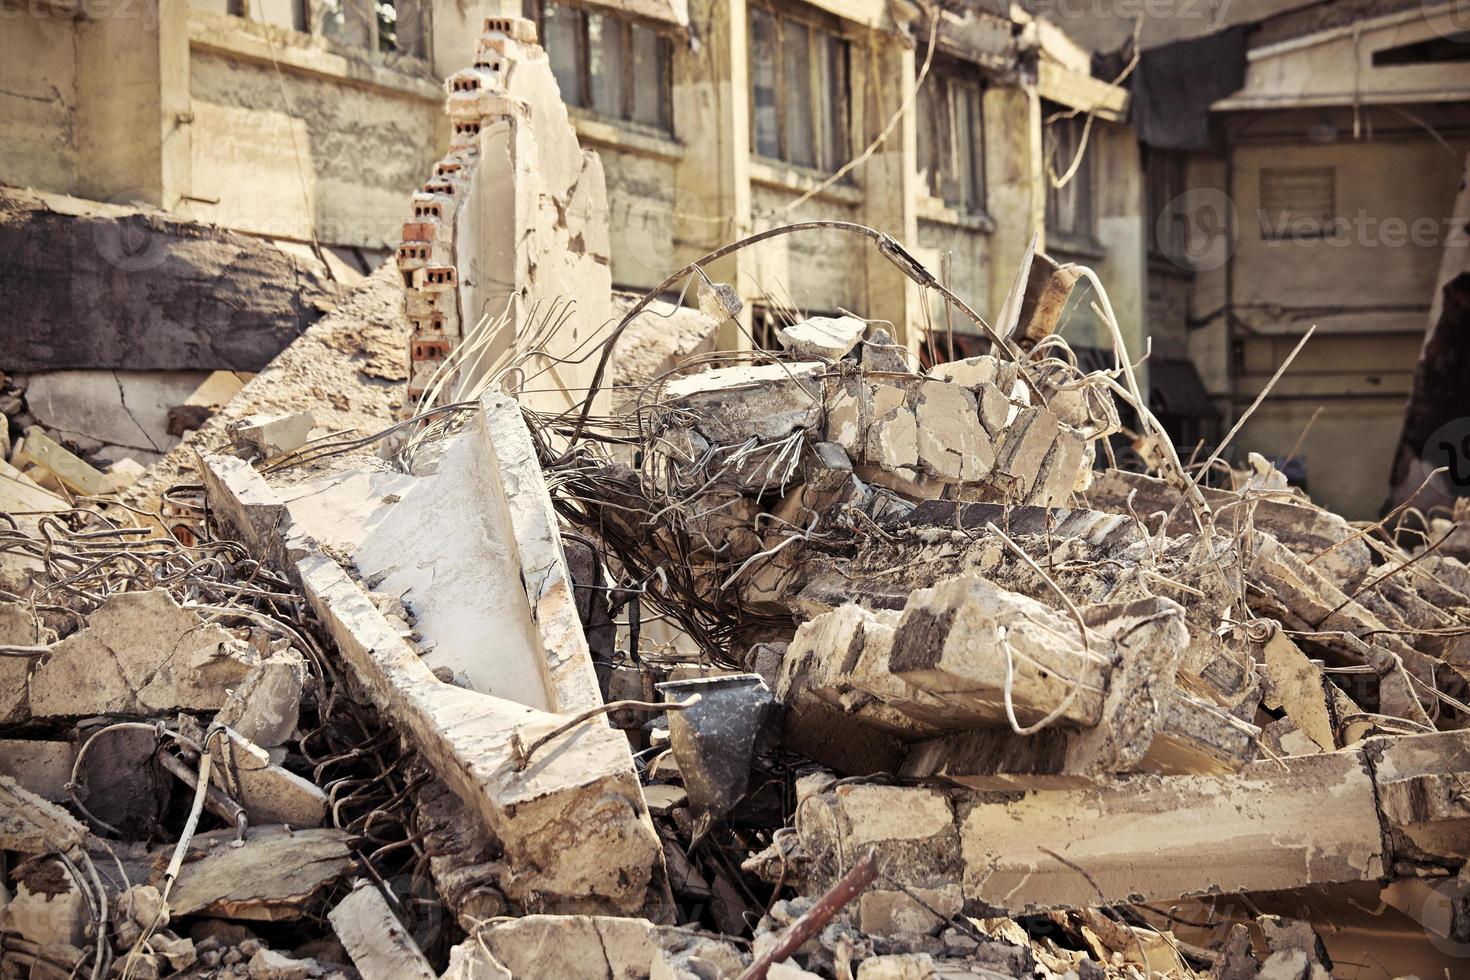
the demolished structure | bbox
[4,13,1470,980]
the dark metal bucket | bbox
[656,673,775,837]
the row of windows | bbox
[207,0,1103,226]
[196,0,429,57]
[532,1,1000,217]
[525,0,674,131]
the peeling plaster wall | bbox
[0,16,80,193]
[187,49,441,247]
[750,183,864,316]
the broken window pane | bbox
[631,26,671,130]
[749,7,846,172]
[587,11,627,120]
[751,8,781,159]
[1045,114,1094,241]
[916,64,985,213]
[542,2,587,108]
[814,31,849,171]
[782,21,815,168]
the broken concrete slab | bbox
[214,650,307,750]
[210,727,327,828]
[260,391,603,714]
[1,856,90,949]
[660,362,825,445]
[444,914,746,980]
[157,826,354,921]
[27,589,256,719]
[0,186,340,375]
[0,776,87,855]
[199,451,669,917]
[328,881,436,980]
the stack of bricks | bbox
[399,17,539,405]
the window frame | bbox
[1145,147,1188,264]
[525,0,676,135]
[1043,110,1098,248]
[915,53,987,216]
[747,1,852,175]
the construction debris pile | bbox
[4,15,1470,980]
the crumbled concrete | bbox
[211,727,328,828]
[28,590,256,718]
[1,856,89,948]
[214,650,307,749]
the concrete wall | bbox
[186,12,444,247]
[187,43,441,246]
[0,16,80,193]
[0,3,455,248]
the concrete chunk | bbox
[329,881,437,980]
[28,590,255,718]
[227,410,314,459]
[776,314,867,360]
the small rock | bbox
[247,947,315,980]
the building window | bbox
[1146,148,1187,262]
[1044,114,1095,244]
[1259,167,1335,239]
[916,61,985,214]
[749,4,850,172]
[526,0,674,132]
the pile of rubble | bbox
[5,14,1470,980]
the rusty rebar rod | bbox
[737,847,879,980]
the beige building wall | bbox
[0,15,80,193]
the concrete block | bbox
[227,410,314,459]
[661,362,825,444]
[211,727,328,828]
[776,314,867,360]
[912,381,993,483]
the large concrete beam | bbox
[198,418,668,917]
[0,187,339,373]
[783,731,1470,917]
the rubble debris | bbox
[25,589,256,719]
[6,15,1470,978]
[121,261,410,509]
[158,826,354,920]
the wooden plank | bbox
[19,428,107,496]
